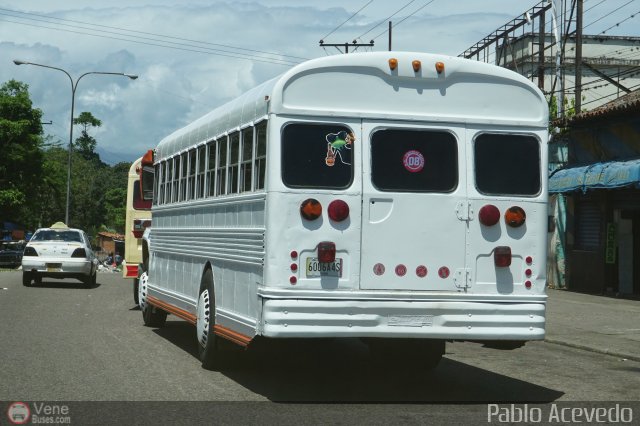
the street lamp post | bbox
[13,60,138,226]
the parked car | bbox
[21,222,98,287]
[0,241,24,268]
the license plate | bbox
[305,258,342,278]
[46,263,62,272]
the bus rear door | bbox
[360,122,468,292]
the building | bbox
[95,231,125,259]
[549,89,640,296]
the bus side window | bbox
[241,127,253,192]
[229,132,240,194]
[207,140,217,198]
[154,163,161,205]
[217,137,228,196]
[255,121,267,190]
[197,145,206,199]
[172,157,179,203]
[179,152,188,201]
[188,149,196,200]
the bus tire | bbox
[133,278,140,306]
[197,269,219,370]
[139,272,167,327]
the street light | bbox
[13,60,138,226]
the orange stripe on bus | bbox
[214,324,252,347]
[147,295,196,324]
[146,296,253,347]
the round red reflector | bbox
[526,256,533,265]
[505,206,526,227]
[525,269,532,277]
[290,276,297,285]
[478,204,500,226]
[300,198,322,221]
[290,250,298,259]
[291,263,298,272]
[395,264,407,276]
[328,200,349,222]
[525,280,532,289]
[438,267,450,279]
[416,265,428,278]
[373,263,385,276]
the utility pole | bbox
[319,39,374,54]
[388,21,392,51]
[575,0,583,113]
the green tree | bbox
[73,111,102,161]
[0,80,44,228]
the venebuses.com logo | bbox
[6,402,30,425]
[6,401,71,424]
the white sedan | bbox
[21,223,98,287]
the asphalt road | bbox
[1,270,639,424]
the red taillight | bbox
[478,204,500,226]
[317,241,336,263]
[505,206,526,228]
[328,200,349,222]
[71,248,87,258]
[132,230,144,238]
[300,198,322,221]
[494,246,512,267]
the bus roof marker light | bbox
[412,60,421,72]
[300,198,322,221]
[388,58,398,71]
[435,61,445,74]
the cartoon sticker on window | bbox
[325,131,355,167]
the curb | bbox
[544,338,640,363]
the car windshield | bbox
[31,230,82,243]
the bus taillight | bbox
[505,206,526,228]
[132,219,152,238]
[478,204,500,226]
[317,241,336,263]
[494,246,512,267]
[328,200,349,222]
[300,198,322,221]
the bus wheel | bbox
[197,269,219,369]
[140,272,167,327]
[133,278,140,306]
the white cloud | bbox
[1,1,638,163]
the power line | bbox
[0,7,309,62]
[355,0,417,40]
[0,17,301,67]
[371,0,437,41]
[598,8,640,35]
[320,0,374,41]
[583,0,636,30]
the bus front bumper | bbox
[260,298,546,340]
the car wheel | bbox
[22,272,32,287]
[34,275,42,286]
[139,271,167,327]
[197,269,222,370]
[91,270,97,286]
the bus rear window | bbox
[282,123,353,189]
[474,134,541,196]
[371,129,457,192]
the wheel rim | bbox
[196,288,211,349]
[138,272,148,310]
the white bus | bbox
[123,153,152,305]
[138,51,549,369]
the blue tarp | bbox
[549,159,640,193]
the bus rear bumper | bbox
[261,299,545,340]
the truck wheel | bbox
[197,269,221,370]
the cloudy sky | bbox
[1,0,639,164]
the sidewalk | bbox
[545,288,640,362]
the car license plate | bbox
[305,258,342,278]
[46,263,62,272]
